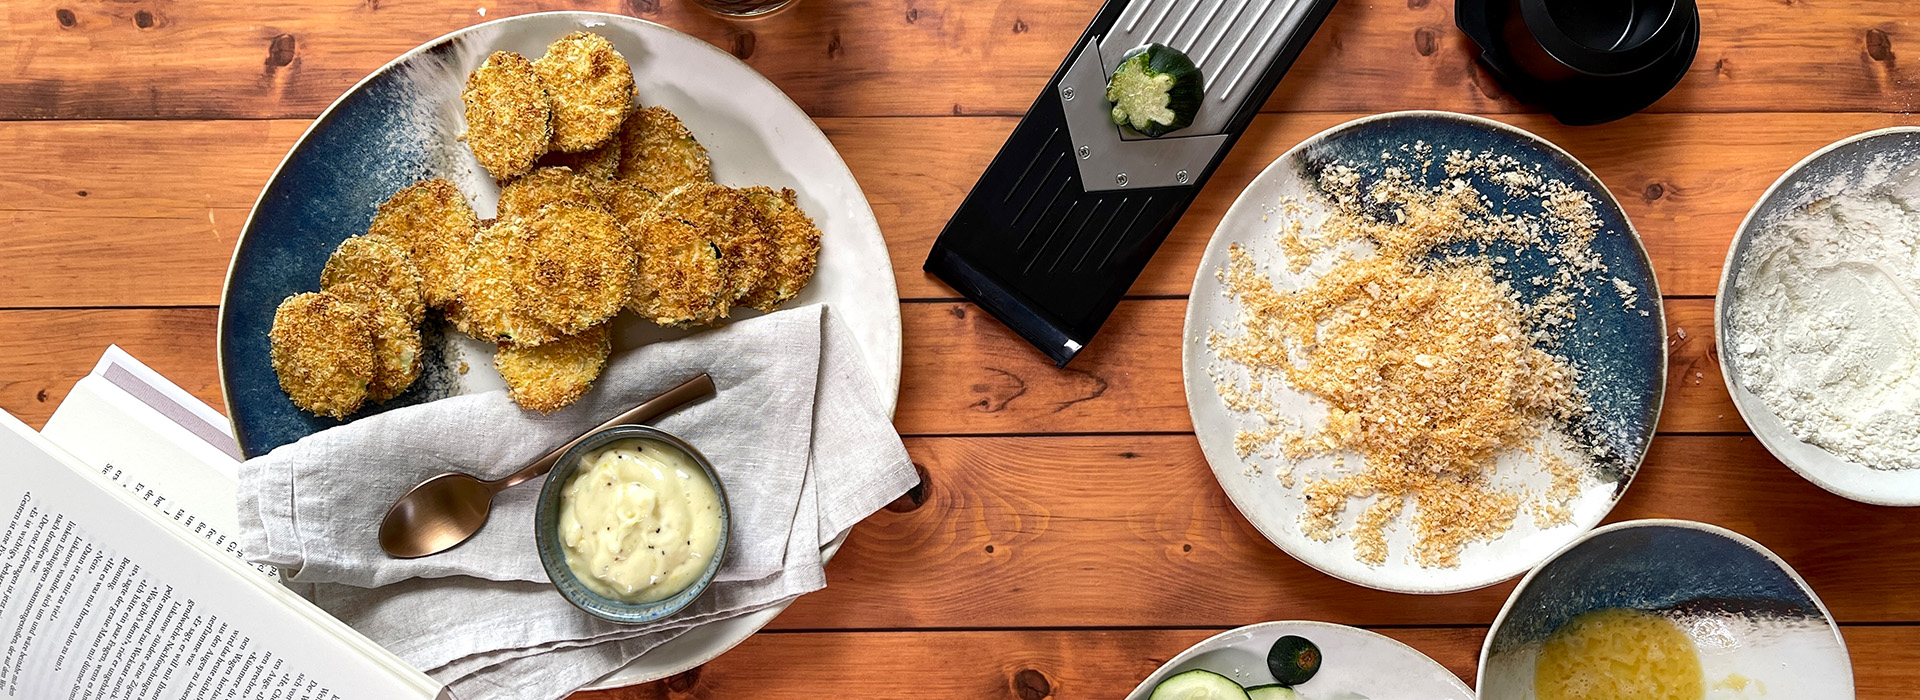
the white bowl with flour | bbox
[1718,126,1920,506]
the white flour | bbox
[1730,189,1920,470]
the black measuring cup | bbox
[1458,0,1700,125]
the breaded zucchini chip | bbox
[497,166,607,221]
[366,179,478,309]
[511,202,635,336]
[495,323,612,413]
[656,182,770,305]
[451,221,559,346]
[537,136,621,180]
[269,292,375,419]
[629,213,728,327]
[463,51,552,180]
[320,235,426,324]
[326,281,423,403]
[614,106,711,193]
[738,186,822,312]
[533,32,635,153]
[596,180,660,237]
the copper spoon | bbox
[377,373,717,559]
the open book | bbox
[0,347,446,699]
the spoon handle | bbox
[490,373,718,491]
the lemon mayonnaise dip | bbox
[557,438,723,603]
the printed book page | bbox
[0,411,444,699]
[39,346,278,579]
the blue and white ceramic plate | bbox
[1125,621,1472,700]
[1480,520,1853,700]
[1182,111,1665,593]
[215,11,900,688]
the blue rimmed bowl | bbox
[1479,519,1853,699]
[535,424,730,624]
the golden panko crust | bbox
[536,136,621,180]
[532,32,635,153]
[463,51,552,180]
[451,221,560,346]
[325,281,422,403]
[738,186,822,312]
[614,106,711,193]
[320,235,426,324]
[269,292,375,419]
[628,213,728,327]
[511,202,635,336]
[495,323,612,413]
[366,179,477,309]
[655,182,770,306]
[496,166,607,221]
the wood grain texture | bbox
[572,625,1918,699]
[3,0,1917,120]
[5,113,1919,307]
[0,298,1740,435]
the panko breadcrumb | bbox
[320,235,425,323]
[496,323,612,412]
[366,179,477,309]
[597,180,660,231]
[463,51,552,180]
[451,221,559,345]
[537,137,621,180]
[269,292,375,419]
[614,106,711,193]
[629,214,727,326]
[738,186,822,312]
[656,183,770,305]
[532,32,635,153]
[326,281,423,403]
[510,202,635,336]
[497,167,608,221]
[1210,157,1593,569]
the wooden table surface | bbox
[4,0,1919,697]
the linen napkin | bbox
[235,304,917,700]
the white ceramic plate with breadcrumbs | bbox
[1181,112,1666,594]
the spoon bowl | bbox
[376,373,717,558]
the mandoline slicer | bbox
[924,0,1341,366]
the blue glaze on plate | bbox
[1293,113,1665,485]
[220,42,471,458]
[1489,523,1822,650]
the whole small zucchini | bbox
[1106,43,1206,138]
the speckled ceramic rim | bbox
[1181,109,1667,595]
[1714,126,1920,507]
[534,424,731,624]
[1477,518,1852,689]
[1122,620,1473,699]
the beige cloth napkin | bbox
[236,305,916,700]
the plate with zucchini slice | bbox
[1126,621,1471,700]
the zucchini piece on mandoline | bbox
[1148,669,1251,700]
[1106,43,1205,137]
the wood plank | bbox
[5,309,1915,629]
[3,1,1917,120]
[0,298,1741,435]
[6,113,1918,307]
[765,433,1920,630]
[573,625,1914,699]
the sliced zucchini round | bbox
[1245,684,1302,700]
[1147,669,1251,700]
[1106,43,1206,138]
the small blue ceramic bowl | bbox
[535,425,730,624]
[1479,520,1853,699]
